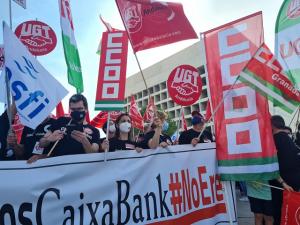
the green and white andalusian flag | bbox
[275,0,300,89]
[239,44,300,114]
[59,0,83,93]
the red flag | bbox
[115,0,198,52]
[205,100,212,122]
[129,95,144,131]
[204,12,278,180]
[90,111,108,128]
[281,191,300,225]
[12,113,24,144]
[56,102,65,118]
[181,109,187,131]
[143,96,156,122]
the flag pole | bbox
[176,107,183,142]
[104,111,111,162]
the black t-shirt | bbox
[20,118,55,160]
[48,117,100,157]
[109,137,140,152]
[273,131,300,190]
[178,128,213,145]
[139,130,172,149]
[0,111,10,160]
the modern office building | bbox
[124,40,211,129]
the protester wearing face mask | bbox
[101,113,143,152]
[28,94,100,162]
[139,111,173,149]
[179,111,213,146]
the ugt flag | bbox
[59,0,83,93]
[275,0,300,89]
[115,0,198,52]
[129,95,144,131]
[3,22,68,129]
[204,12,279,181]
[239,43,300,114]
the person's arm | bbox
[148,118,162,149]
[71,130,99,153]
[277,176,294,191]
[39,130,64,148]
[6,131,25,159]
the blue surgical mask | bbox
[162,121,169,132]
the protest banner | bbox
[204,12,279,181]
[0,144,237,225]
[275,0,300,88]
[239,43,300,114]
[95,30,128,111]
[281,190,300,225]
[167,65,202,106]
[59,0,83,93]
[115,0,198,52]
[15,20,57,56]
[3,22,68,129]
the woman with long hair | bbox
[101,113,143,152]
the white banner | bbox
[0,144,237,225]
[3,22,68,129]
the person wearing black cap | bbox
[178,111,213,146]
[28,94,100,162]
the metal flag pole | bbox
[104,111,111,162]
[176,107,183,142]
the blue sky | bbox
[0,0,283,117]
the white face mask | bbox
[119,122,131,133]
[109,124,116,133]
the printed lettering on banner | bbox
[95,31,128,111]
[204,12,278,180]
[0,144,238,224]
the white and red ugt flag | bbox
[95,30,128,111]
[115,0,197,52]
[204,12,279,181]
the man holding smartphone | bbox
[28,94,100,162]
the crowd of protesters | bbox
[0,94,300,225]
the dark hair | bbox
[115,113,133,141]
[102,120,108,134]
[69,94,88,109]
[271,115,285,129]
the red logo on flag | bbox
[281,191,300,225]
[167,65,202,106]
[116,0,197,52]
[143,96,156,122]
[15,20,57,56]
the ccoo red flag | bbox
[115,0,198,52]
[143,96,156,122]
[281,190,300,225]
[129,95,144,131]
